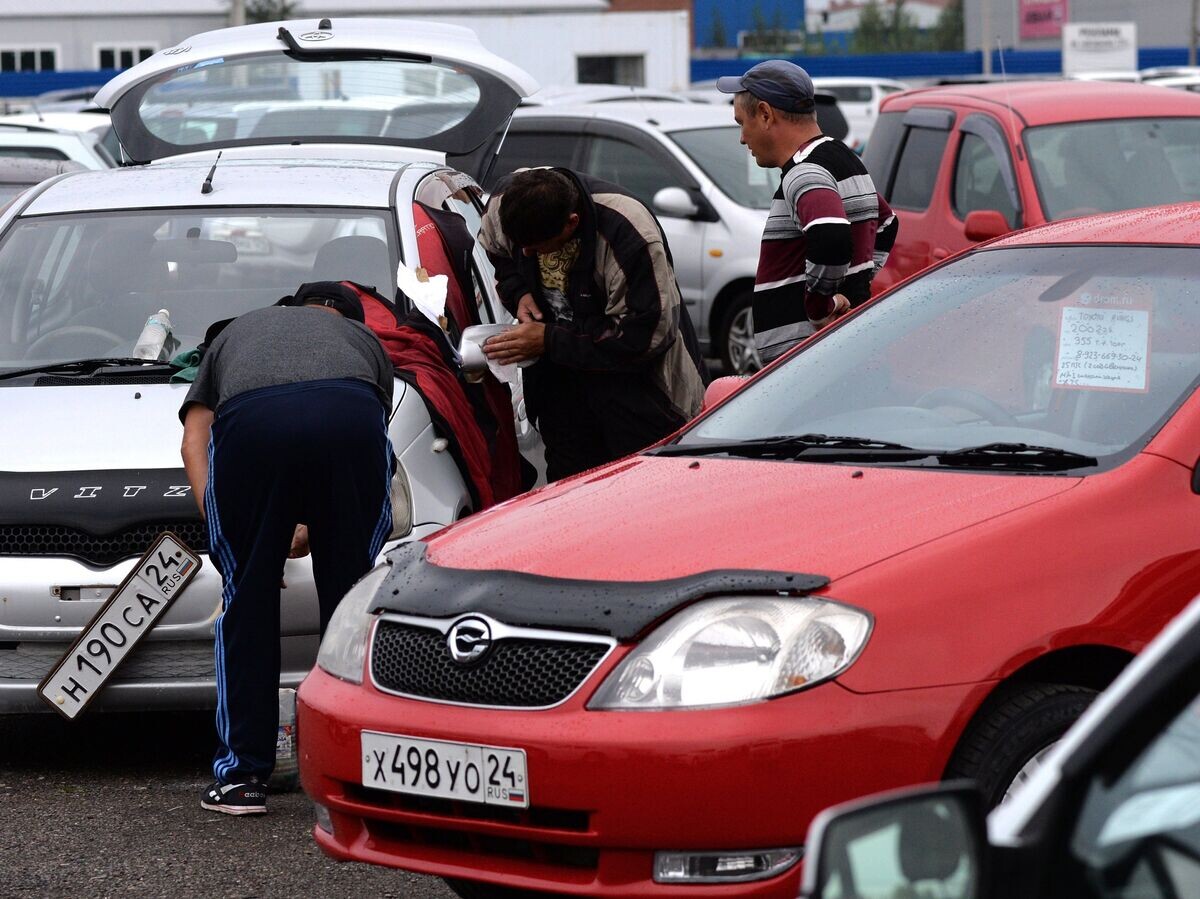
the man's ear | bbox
[757,100,774,125]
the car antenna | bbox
[996,40,1024,161]
[201,150,223,194]
[30,98,44,122]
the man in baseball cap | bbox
[718,60,899,364]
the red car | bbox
[863,81,1200,292]
[299,204,1200,898]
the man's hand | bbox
[484,322,546,365]
[811,294,851,331]
[515,293,543,323]
[288,524,310,559]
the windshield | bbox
[1067,685,1200,897]
[670,126,778,209]
[0,207,397,370]
[1026,119,1200,220]
[678,246,1200,472]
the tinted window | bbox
[953,132,1017,226]
[861,111,905,193]
[889,127,950,210]
[815,101,849,141]
[486,132,580,189]
[583,136,681,206]
[823,85,874,103]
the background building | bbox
[0,0,692,93]
[964,0,1191,51]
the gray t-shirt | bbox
[180,306,393,420]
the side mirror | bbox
[702,375,748,411]
[963,209,1012,242]
[652,186,701,219]
[801,782,990,899]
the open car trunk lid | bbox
[94,18,539,163]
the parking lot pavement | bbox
[0,711,455,899]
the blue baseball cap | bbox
[716,60,816,114]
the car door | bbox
[951,113,1023,235]
[579,121,706,323]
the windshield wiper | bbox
[934,442,1098,472]
[650,433,922,460]
[0,358,178,383]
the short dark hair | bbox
[499,169,580,247]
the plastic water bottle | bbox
[132,309,180,361]
[268,687,300,792]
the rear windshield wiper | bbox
[0,358,179,383]
[650,433,923,461]
[934,442,1098,472]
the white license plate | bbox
[361,731,529,808]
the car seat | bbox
[311,235,394,297]
[69,230,168,334]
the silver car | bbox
[0,17,538,714]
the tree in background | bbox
[710,7,729,48]
[244,0,299,23]
[931,0,965,51]
[743,1,796,54]
[852,0,926,53]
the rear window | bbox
[822,85,874,104]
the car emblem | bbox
[447,617,493,666]
[299,31,334,41]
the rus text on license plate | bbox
[361,731,529,808]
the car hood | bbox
[424,455,1081,583]
[96,18,539,163]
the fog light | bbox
[653,847,802,883]
[314,802,333,833]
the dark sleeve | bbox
[543,207,679,373]
[178,339,221,423]
[874,193,899,272]
[373,338,394,409]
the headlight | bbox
[315,563,390,684]
[387,460,413,541]
[589,597,871,710]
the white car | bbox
[811,76,908,152]
[521,83,692,107]
[0,111,120,164]
[455,101,777,373]
[0,17,540,715]
[0,122,115,169]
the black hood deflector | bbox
[371,542,830,641]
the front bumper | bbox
[298,665,980,897]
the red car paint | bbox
[867,81,1200,293]
[300,205,1200,897]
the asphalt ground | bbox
[0,711,456,899]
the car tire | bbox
[717,291,762,376]
[445,880,568,899]
[945,682,1097,808]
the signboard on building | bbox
[1062,22,1137,75]
[1019,0,1067,40]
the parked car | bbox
[297,202,1200,897]
[0,157,85,205]
[0,110,120,164]
[684,82,852,146]
[0,121,115,169]
[455,101,780,373]
[521,84,691,106]
[863,80,1200,292]
[802,590,1200,899]
[811,76,908,152]
[0,17,541,715]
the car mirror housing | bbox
[964,209,1012,242]
[801,782,990,899]
[701,375,747,411]
[652,186,701,219]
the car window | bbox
[822,85,874,104]
[888,127,950,210]
[953,132,1018,226]
[1067,689,1200,898]
[583,135,681,206]
[861,112,905,199]
[1025,118,1200,219]
[669,126,778,209]
[0,146,70,162]
[485,131,579,189]
[0,207,398,368]
[682,245,1200,474]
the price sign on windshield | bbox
[38,532,202,720]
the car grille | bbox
[0,521,208,566]
[0,640,214,681]
[371,619,610,708]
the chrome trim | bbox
[368,611,617,711]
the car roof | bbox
[0,157,85,184]
[985,202,1200,248]
[19,157,411,216]
[513,100,739,132]
[0,111,112,134]
[812,76,907,88]
[522,84,689,106]
[882,80,1200,126]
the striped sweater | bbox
[754,135,898,362]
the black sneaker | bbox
[200,780,268,816]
